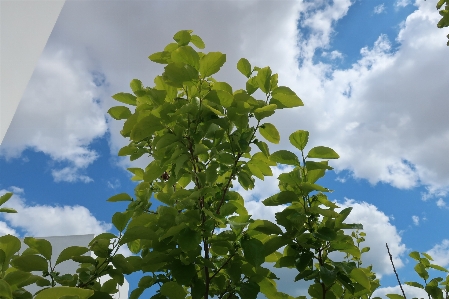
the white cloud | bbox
[374,4,386,14]
[436,198,447,209]
[0,47,107,183]
[0,221,17,236]
[396,0,412,8]
[373,284,427,299]
[412,215,419,225]
[322,50,344,60]
[52,166,93,183]
[427,239,449,267]
[0,189,111,237]
[337,198,407,276]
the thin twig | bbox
[386,243,407,299]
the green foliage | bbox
[1,28,447,299]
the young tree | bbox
[0,29,446,299]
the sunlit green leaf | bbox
[0,193,13,206]
[256,67,272,93]
[108,106,132,120]
[270,86,303,109]
[307,146,339,159]
[173,30,192,46]
[34,287,94,299]
[262,191,297,206]
[350,268,371,290]
[112,92,137,106]
[190,34,205,49]
[237,58,252,78]
[11,255,48,272]
[24,237,52,260]
[270,150,299,166]
[171,45,200,69]
[259,123,280,144]
[199,52,226,78]
[107,193,133,202]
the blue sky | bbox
[1,0,449,298]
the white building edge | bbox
[21,234,129,299]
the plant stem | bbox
[386,243,406,299]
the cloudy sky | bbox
[1,0,449,298]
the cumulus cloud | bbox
[0,189,111,237]
[0,46,108,183]
[373,284,427,299]
[412,215,420,225]
[374,4,386,14]
[436,198,448,209]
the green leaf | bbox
[414,263,429,280]
[315,227,337,241]
[270,86,303,109]
[270,150,299,166]
[3,270,31,286]
[248,220,283,235]
[238,281,260,299]
[307,146,339,159]
[0,193,13,206]
[255,141,270,157]
[34,287,94,299]
[289,130,309,151]
[171,45,200,69]
[263,191,297,206]
[178,228,201,252]
[386,295,405,299]
[246,76,259,95]
[254,104,277,121]
[0,208,17,213]
[212,81,233,94]
[119,226,157,245]
[130,78,144,94]
[205,90,233,108]
[405,281,424,289]
[409,251,420,261]
[256,67,272,93]
[264,236,290,256]
[237,58,252,78]
[190,34,205,49]
[199,52,226,78]
[130,114,164,141]
[241,238,265,266]
[422,252,433,260]
[350,268,370,290]
[171,260,196,286]
[295,251,314,272]
[108,106,132,120]
[112,211,131,232]
[163,62,196,87]
[143,160,165,182]
[149,51,172,64]
[24,237,52,260]
[0,280,12,299]
[160,281,187,299]
[112,92,137,106]
[173,30,192,46]
[107,193,133,202]
[306,161,333,171]
[430,263,449,272]
[259,123,280,144]
[11,255,48,272]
